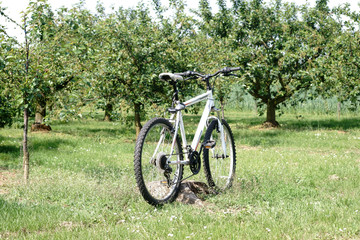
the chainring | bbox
[189,151,201,175]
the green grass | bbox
[1,111,360,239]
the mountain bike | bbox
[134,67,241,206]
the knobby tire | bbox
[203,119,236,192]
[134,118,183,206]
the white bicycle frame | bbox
[162,89,227,165]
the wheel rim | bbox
[140,123,182,201]
[208,123,234,190]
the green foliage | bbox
[198,0,233,39]
[0,0,359,129]
[0,31,17,127]
[195,0,238,113]
[315,4,360,104]
[0,92,15,128]
[230,0,343,124]
[26,1,91,123]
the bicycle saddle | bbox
[159,73,183,82]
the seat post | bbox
[171,81,179,102]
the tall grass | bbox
[227,84,360,116]
[1,110,360,239]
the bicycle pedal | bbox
[203,140,216,149]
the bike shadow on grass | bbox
[227,115,360,148]
[281,117,360,131]
[226,115,360,131]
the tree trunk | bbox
[23,15,30,184]
[35,96,46,124]
[134,103,142,137]
[23,105,30,183]
[104,102,113,121]
[264,101,279,127]
[23,14,30,183]
[33,96,51,131]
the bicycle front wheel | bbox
[134,118,183,206]
[203,119,236,191]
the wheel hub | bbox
[156,152,168,173]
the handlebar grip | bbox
[228,67,242,71]
[222,67,242,73]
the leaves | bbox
[0,0,359,127]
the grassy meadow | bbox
[1,110,360,239]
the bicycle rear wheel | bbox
[134,118,183,206]
[203,119,236,191]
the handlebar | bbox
[159,67,241,84]
[174,67,242,80]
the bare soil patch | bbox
[31,123,51,132]
[176,181,217,206]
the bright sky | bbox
[1,0,360,40]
